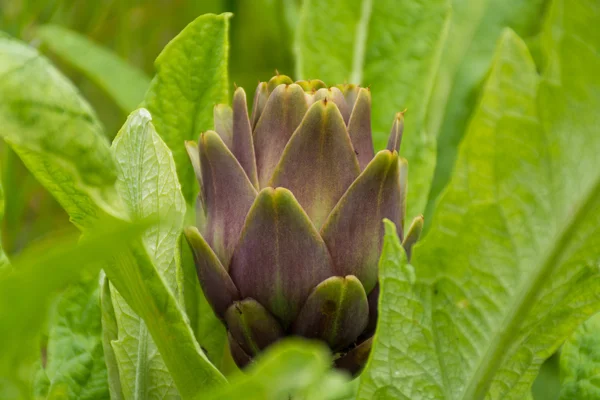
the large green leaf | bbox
[0,219,146,400]
[143,13,230,204]
[36,25,151,115]
[295,0,450,222]
[108,109,186,399]
[358,0,600,396]
[103,242,226,399]
[204,339,352,400]
[43,279,109,400]
[559,313,600,399]
[424,0,547,227]
[0,33,124,230]
[102,109,226,399]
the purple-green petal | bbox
[312,87,350,124]
[402,215,424,261]
[269,99,360,229]
[296,79,327,92]
[214,104,233,149]
[199,131,257,266]
[292,275,368,351]
[184,226,240,318]
[184,140,203,205]
[347,88,375,170]
[228,332,252,369]
[232,87,259,188]
[320,150,407,293]
[386,112,404,153]
[267,74,294,92]
[229,187,334,328]
[363,284,379,338]
[225,298,284,357]
[250,82,269,129]
[253,84,308,187]
[336,84,360,110]
[334,337,372,375]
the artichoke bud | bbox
[184,74,422,375]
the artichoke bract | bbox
[184,74,418,375]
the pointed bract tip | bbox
[199,130,222,147]
[183,225,199,238]
[402,215,424,261]
[233,85,246,97]
[267,74,294,92]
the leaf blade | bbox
[143,13,231,204]
[0,33,124,229]
[559,313,600,399]
[424,0,547,225]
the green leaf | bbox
[108,109,186,399]
[100,276,124,400]
[359,0,600,395]
[180,237,227,370]
[36,25,151,115]
[103,243,226,399]
[295,0,450,222]
[103,109,226,399]
[424,0,548,227]
[0,218,147,399]
[0,33,124,230]
[0,35,136,400]
[143,13,231,204]
[204,339,351,400]
[560,313,600,399]
[0,161,9,271]
[44,278,109,400]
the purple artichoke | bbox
[184,74,420,374]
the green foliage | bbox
[358,0,600,396]
[100,277,124,400]
[143,13,230,205]
[0,163,9,270]
[108,109,186,399]
[204,339,353,400]
[101,110,226,398]
[295,0,450,224]
[0,32,124,230]
[0,218,148,399]
[1,1,600,399]
[560,313,600,399]
[424,0,548,227]
[42,280,108,400]
[36,25,150,115]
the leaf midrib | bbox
[461,173,600,399]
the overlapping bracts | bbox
[184,74,419,374]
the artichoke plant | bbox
[184,74,422,374]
